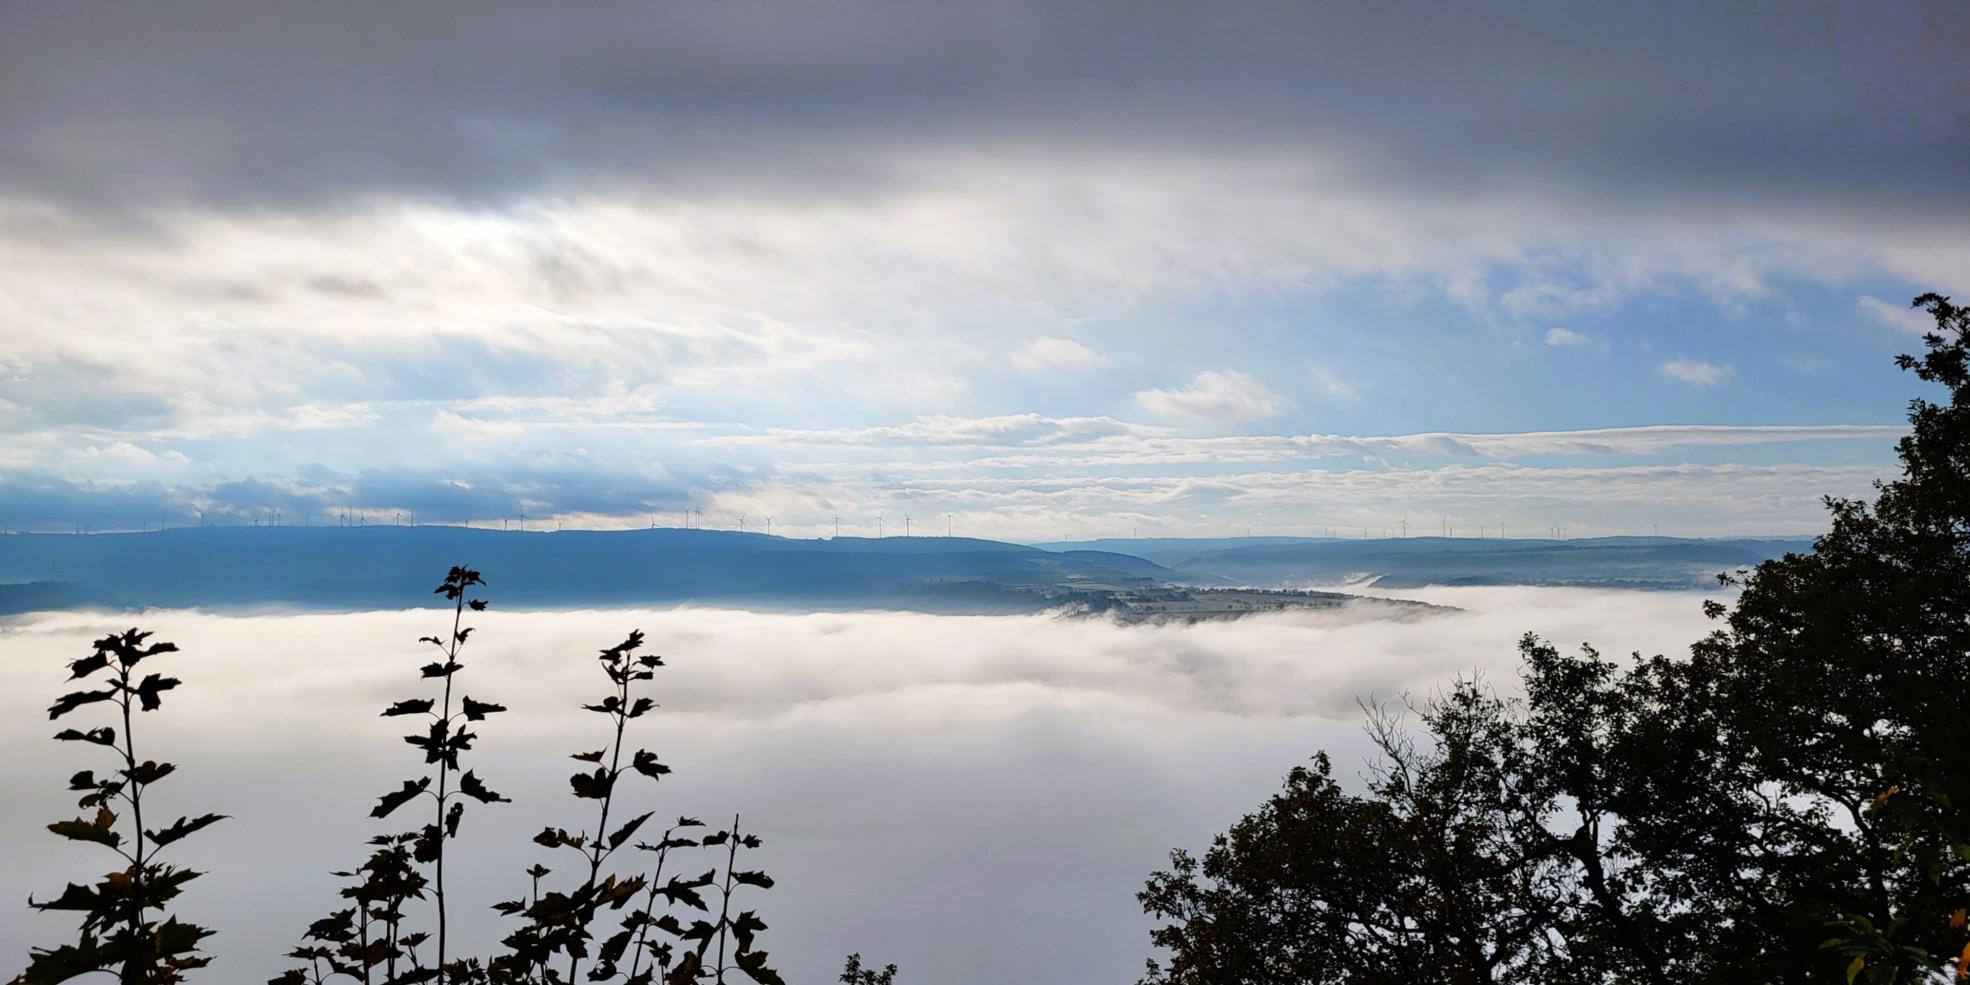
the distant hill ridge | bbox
[1036,535,1817,590]
[0,528,1817,614]
[0,526,1168,614]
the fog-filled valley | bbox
[0,587,1722,983]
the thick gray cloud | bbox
[1,1,1962,220]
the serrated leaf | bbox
[631,749,671,780]
[458,770,509,804]
[570,767,614,800]
[65,650,110,681]
[735,948,785,985]
[372,777,432,818]
[48,688,115,720]
[149,812,227,848]
[610,812,654,850]
[53,726,117,746]
[461,696,505,720]
[135,673,180,711]
[125,760,176,785]
[48,806,119,848]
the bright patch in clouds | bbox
[1656,358,1734,387]
[1011,337,1107,373]
[1135,370,1287,423]
[1543,327,1592,348]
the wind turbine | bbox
[764,515,773,536]
[877,514,884,538]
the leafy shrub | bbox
[15,629,224,984]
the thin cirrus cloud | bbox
[1858,295,1937,335]
[1543,327,1593,348]
[1656,358,1735,387]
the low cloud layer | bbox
[0,421,1902,539]
[0,589,1722,983]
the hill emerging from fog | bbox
[1034,536,1816,590]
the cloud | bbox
[0,589,1724,984]
[1136,370,1286,423]
[1543,327,1592,348]
[0,420,1903,537]
[1309,366,1360,402]
[78,441,190,467]
[0,2,1963,453]
[1859,295,1937,335]
[2,1,1963,229]
[703,418,1905,461]
[1010,337,1107,373]
[1656,358,1734,387]
[706,414,1158,449]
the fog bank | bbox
[0,587,1720,983]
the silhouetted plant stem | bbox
[713,814,740,985]
[433,587,464,984]
[119,664,148,974]
[567,653,635,985]
[624,832,678,983]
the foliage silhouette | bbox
[486,631,708,984]
[1140,293,1970,984]
[261,566,804,985]
[14,629,224,985]
[676,815,782,985]
[837,954,897,985]
[274,565,504,985]
[270,832,435,985]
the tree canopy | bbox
[1141,294,1970,985]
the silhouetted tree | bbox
[14,630,224,984]
[1680,292,1970,981]
[1142,293,1970,984]
[1140,682,1574,984]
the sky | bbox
[1,1,1966,539]
[0,588,1724,982]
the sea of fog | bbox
[0,587,1723,983]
